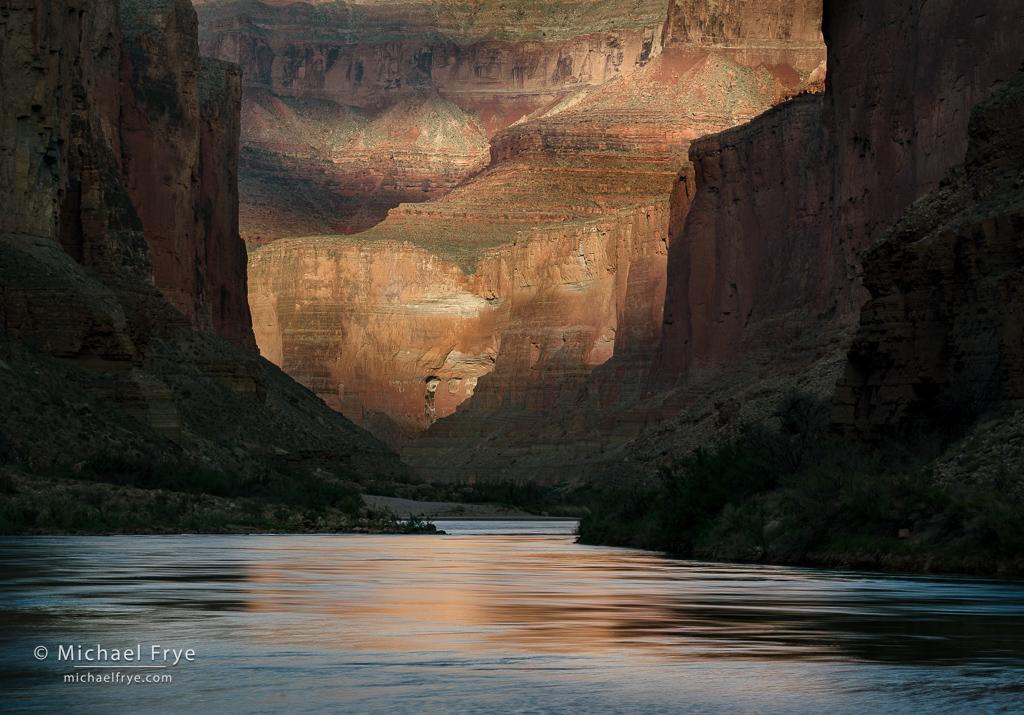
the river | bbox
[2,521,1023,713]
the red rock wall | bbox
[655,0,1024,389]
[655,93,833,383]
[244,0,828,473]
[120,0,256,351]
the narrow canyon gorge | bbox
[3,0,1024,496]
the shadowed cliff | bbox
[0,0,410,486]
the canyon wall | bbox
[1,0,145,269]
[658,0,1024,441]
[833,62,1024,438]
[656,0,1024,385]
[821,1,1024,315]
[0,0,406,478]
[0,0,254,351]
[654,92,833,384]
[243,0,1024,484]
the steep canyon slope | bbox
[0,0,407,480]
[248,0,826,451]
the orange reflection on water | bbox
[229,523,1024,667]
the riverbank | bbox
[362,494,534,519]
[576,394,1024,579]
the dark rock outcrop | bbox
[833,62,1024,438]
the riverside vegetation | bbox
[0,455,438,535]
[577,392,1024,576]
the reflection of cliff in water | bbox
[0,538,251,624]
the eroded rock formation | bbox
[0,0,407,478]
[194,0,672,239]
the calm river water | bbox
[2,521,1024,713]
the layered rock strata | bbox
[0,0,407,478]
[833,63,1024,438]
[195,0,672,239]
[249,0,826,453]
[238,87,490,241]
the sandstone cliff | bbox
[0,0,408,480]
[833,62,1024,438]
[247,0,826,456]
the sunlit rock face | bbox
[246,0,826,451]
[193,0,672,241]
[249,239,505,445]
